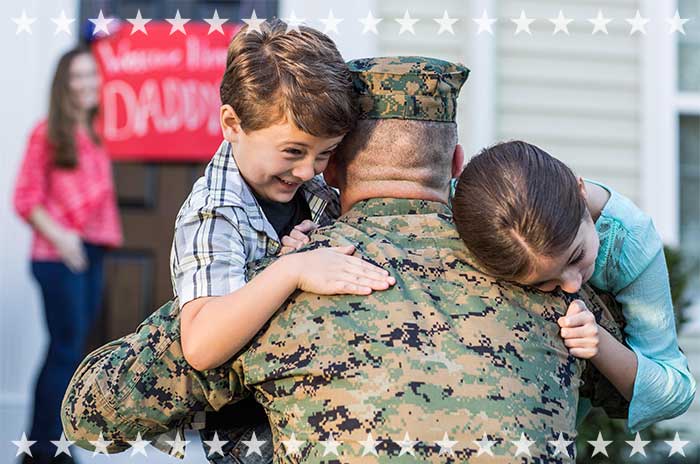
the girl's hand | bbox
[557,299,600,359]
[280,220,318,254]
[291,245,396,295]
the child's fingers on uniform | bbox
[563,337,598,348]
[345,258,393,281]
[569,347,598,359]
[294,220,318,233]
[344,255,390,275]
[560,324,598,339]
[329,245,356,255]
[341,264,392,287]
[339,273,390,291]
[566,299,587,315]
[338,281,373,295]
[559,309,595,328]
[289,228,310,242]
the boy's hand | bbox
[280,220,318,254]
[291,245,396,295]
[557,299,600,359]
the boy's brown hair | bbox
[220,19,358,137]
[452,140,587,281]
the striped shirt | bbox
[169,140,340,308]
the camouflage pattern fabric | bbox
[62,198,629,463]
[347,56,469,122]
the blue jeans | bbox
[28,243,106,458]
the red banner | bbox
[92,22,240,162]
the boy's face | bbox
[226,115,344,203]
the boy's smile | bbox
[228,120,345,203]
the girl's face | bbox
[69,53,100,113]
[517,213,600,294]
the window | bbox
[678,0,700,295]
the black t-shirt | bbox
[252,189,311,238]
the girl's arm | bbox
[615,250,696,432]
[590,326,638,401]
[181,245,395,371]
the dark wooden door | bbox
[86,162,205,351]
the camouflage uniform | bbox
[62,57,628,463]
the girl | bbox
[452,140,695,432]
[13,46,123,464]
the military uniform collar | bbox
[342,197,451,220]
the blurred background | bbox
[1,0,698,462]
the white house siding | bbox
[495,0,642,203]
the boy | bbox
[62,18,394,462]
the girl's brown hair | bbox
[47,46,101,168]
[219,19,358,138]
[452,141,587,281]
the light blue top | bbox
[579,180,696,432]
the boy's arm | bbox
[61,299,248,458]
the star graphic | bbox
[165,431,189,458]
[321,433,342,456]
[626,10,650,35]
[434,10,458,35]
[205,9,228,35]
[625,432,650,457]
[242,10,266,34]
[359,432,382,456]
[127,9,151,35]
[548,433,573,458]
[588,432,612,457]
[666,432,689,457]
[473,9,497,35]
[203,431,227,457]
[88,9,113,36]
[667,9,691,35]
[127,432,149,457]
[89,432,112,457]
[435,432,458,456]
[11,10,37,35]
[511,10,535,36]
[284,11,305,33]
[12,432,36,457]
[549,10,573,35]
[396,10,419,35]
[51,432,75,457]
[474,433,495,457]
[396,432,417,456]
[511,432,534,457]
[242,431,267,457]
[51,10,76,35]
[359,11,383,35]
[320,10,344,35]
[282,433,305,456]
[588,10,613,35]
[166,9,190,35]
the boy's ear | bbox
[220,105,242,143]
[323,155,340,189]
[451,144,465,178]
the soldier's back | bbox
[241,198,582,462]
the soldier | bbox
[62,56,628,463]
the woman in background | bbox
[13,46,122,464]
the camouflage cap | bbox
[347,56,469,122]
